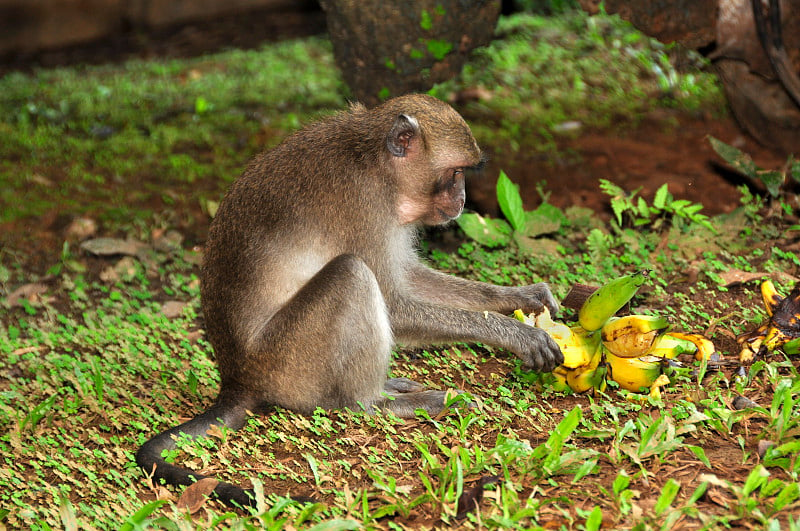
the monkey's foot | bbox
[384,377,426,394]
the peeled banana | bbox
[514,268,719,397]
[601,315,670,358]
[577,270,650,331]
[564,343,606,394]
[533,308,601,368]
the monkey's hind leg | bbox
[383,377,426,393]
[250,254,450,419]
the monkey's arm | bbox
[406,265,559,316]
[389,295,563,372]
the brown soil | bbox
[469,109,788,219]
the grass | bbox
[432,11,724,152]
[1,6,799,530]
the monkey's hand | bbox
[511,325,564,373]
[509,283,560,317]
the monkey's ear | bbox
[387,114,420,157]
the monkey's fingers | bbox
[519,330,564,373]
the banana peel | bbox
[666,332,716,362]
[736,281,800,363]
[601,315,669,358]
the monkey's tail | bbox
[135,393,260,509]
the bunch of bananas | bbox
[737,280,800,362]
[519,270,717,396]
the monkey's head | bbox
[378,95,483,227]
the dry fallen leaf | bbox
[6,283,48,307]
[80,237,147,257]
[719,269,769,286]
[162,300,188,319]
[176,477,219,514]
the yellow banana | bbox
[649,333,697,359]
[578,270,651,331]
[606,350,665,392]
[549,366,571,393]
[667,332,716,362]
[626,373,671,402]
[738,337,762,364]
[648,374,671,400]
[601,315,670,358]
[565,347,607,394]
[532,308,601,368]
[760,279,782,317]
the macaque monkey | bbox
[136,94,563,508]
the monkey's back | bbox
[200,106,406,387]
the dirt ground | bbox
[468,108,788,218]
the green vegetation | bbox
[0,37,346,227]
[1,7,799,530]
[433,10,723,151]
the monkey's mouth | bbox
[437,207,463,223]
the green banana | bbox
[605,350,665,392]
[578,270,651,331]
[601,315,670,358]
[649,333,697,359]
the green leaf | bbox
[654,478,680,515]
[687,445,711,467]
[791,158,800,183]
[119,501,167,531]
[456,212,512,248]
[194,96,209,114]
[653,184,668,209]
[774,481,800,511]
[610,198,625,225]
[420,9,433,30]
[584,505,603,531]
[514,234,560,257]
[523,203,563,237]
[687,481,708,505]
[636,196,649,218]
[757,170,784,197]
[496,170,527,232]
[613,471,630,496]
[709,136,759,177]
[572,458,598,483]
[425,39,453,61]
[742,465,769,497]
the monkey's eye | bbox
[453,169,464,177]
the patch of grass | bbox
[432,10,725,151]
[0,37,346,228]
